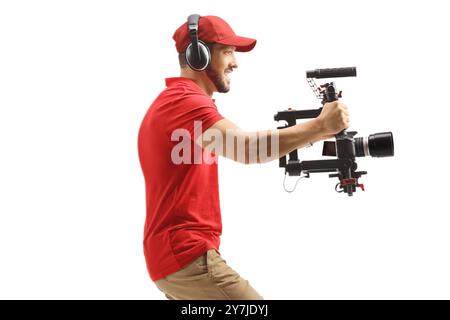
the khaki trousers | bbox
[154,249,263,300]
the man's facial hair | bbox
[205,65,229,93]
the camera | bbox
[322,132,394,158]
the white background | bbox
[1,0,449,299]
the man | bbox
[137,15,349,300]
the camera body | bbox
[274,67,394,196]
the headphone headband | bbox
[187,14,201,62]
[185,14,210,71]
[188,14,200,32]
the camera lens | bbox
[355,132,394,157]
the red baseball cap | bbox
[173,15,257,53]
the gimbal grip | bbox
[306,67,357,79]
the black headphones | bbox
[185,14,211,71]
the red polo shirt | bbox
[138,77,225,281]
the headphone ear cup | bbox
[186,41,211,71]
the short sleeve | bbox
[169,95,225,141]
[191,105,225,138]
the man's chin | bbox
[206,69,231,93]
[217,85,230,93]
[221,78,231,92]
[215,79,230,93]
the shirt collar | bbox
[165,77,215,101]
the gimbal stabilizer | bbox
[274,67,394,196]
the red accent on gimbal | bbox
[340,178,356,186]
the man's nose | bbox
[231,58,239,69]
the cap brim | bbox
[216,35,257,52]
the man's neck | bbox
[179,68,214,97]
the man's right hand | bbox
[317,101,350,138]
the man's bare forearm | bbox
[276,118,325,158]
[240,118,325,164]
[200,118,327,165]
